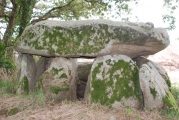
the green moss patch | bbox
[18,76,29,94]
[60,73,68,79]
[50,86,70,94]
[52,67,63,75]
[165,73,171,88]
[150,87,157,99]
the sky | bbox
[127,0,178,41]
[106,0,178,41]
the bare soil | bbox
[0,93,172,120]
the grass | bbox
[0,69,17,94]
[0,86,178,120]
[160,83,179,119]
[18,89,46,106]
[0,79,17,94]
[171,84,179,102]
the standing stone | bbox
[34,57,52,84]
[135,57,177,110]
[85,55,143,109]
[38,57,77,102]
[17,54,36,94]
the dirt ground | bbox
[0,94,171,120]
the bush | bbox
[161,85,179,119]
[0,41,15,72]
[171,85,179,107]
[171,86,179,100]
[0,79,17,94]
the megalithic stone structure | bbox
[15,20,177,110]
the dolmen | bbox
[15,19,178,110]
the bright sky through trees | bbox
[128,0,178,40]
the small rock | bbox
[108,116,116,120]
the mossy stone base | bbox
[17,54,36,94]
[85,55,142,109]
[135,57,175,110]
[37,57,77,102]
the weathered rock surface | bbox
[135,57,176,110]
[17,54,36,94]
[37,57,77,102]
[85,55,143,109]
[15,20,169,58]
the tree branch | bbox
[18,0,36,36]
[31,0,75,23]
[2,0,18,47]
[0,14,9,18]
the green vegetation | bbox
[52,67,68,79]
[165,73,171,88]
[17,76,30,94]
[0,79,17,94]
[150,87,157,99]
[52,67,63,75]
[20,89,46,106]
[60,73,68,79]
[171,85,179,102]
[50,86,70,94]
[163,89,178,111]
[161,85,179,119]
[23,76,29,94]
[0,41,15,72]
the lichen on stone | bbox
[165,73,171,88]
[17,21,150,56]
[50,86,70,94]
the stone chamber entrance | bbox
[76,58,94,100]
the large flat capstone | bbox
[15,20,170,58]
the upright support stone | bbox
[34,57,52,85]
[85,55,143,109]
[17,54,36,94]
[37,57,77,102]
[135,57,177,110]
